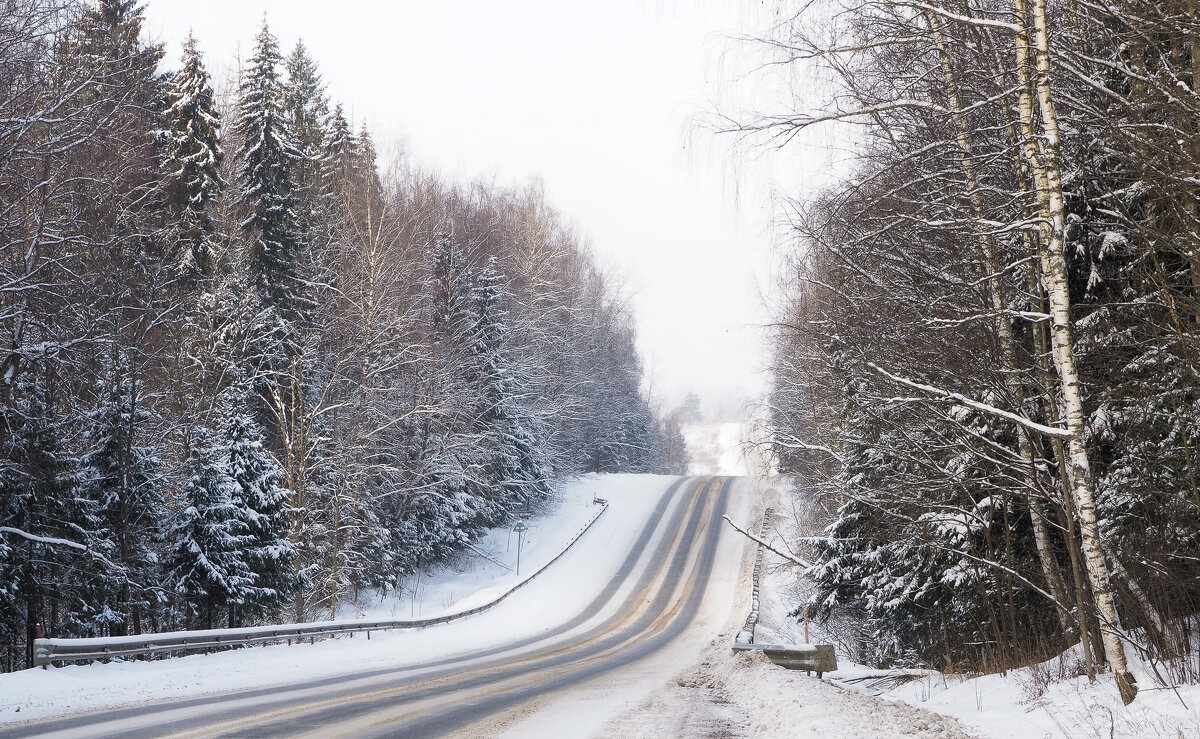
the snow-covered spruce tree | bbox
[78,350,164,637]
[657,412,690,476]
[237,18,307,368]
[389,231,507,570]
[158,32,223,286]
[235,23,327,623]
[311,460,394,618]
[317,103,358,213]
[0,365,92,667]
[284,39,329,230]
[466,258,552,517]
[580,319,659,474]
[393,418,480,575]
[425,233,499,528]
[60,0,165,283]
[166,427,254,630]
[322,105,355,176]
[219,382,296,623]
[354,123,381,194]
[805,358,1039,670]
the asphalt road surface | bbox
[3,476,739,738]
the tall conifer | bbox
[159,33,223,284]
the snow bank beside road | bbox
[348,478,605,621]
[873,649,1200,739]
[604,641,981,738]
[707,644,975,738]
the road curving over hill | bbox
[2,476,750,738]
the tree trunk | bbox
[1013,0,1137,702]
[925,10,1074,635]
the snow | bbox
[350,481,605,620]
[870,649,1200,739]
[10,461,1156,737]
[0,474,672,726]
[600,644,976,738]
[683,422,758,475]
[751,477,1200,739]
[0,527,89,552]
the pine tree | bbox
[158,33,223,285]
[220,383,296,621]
[468,258,552,517]
[237,18,305,334]
[78,350,163,636]
[166,427,254,629]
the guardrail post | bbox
[33,639,52,669]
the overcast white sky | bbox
[143,0,836,412]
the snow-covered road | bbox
[0,475,757,737]
[1,474,990,738]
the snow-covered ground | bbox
[875,648,1200,739]
[602,641,976,739]
[348,479,605,621]
[13,458,1175,738]
[751,477,1200,739]
[0,474,672,727]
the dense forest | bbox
[763,0,1200,703]
[0,0,687,672]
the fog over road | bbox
[2,476,758,738]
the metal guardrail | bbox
[729,506,837,677]
[734,507,773,645]
[34,500,609,667]
[732,641,838,677]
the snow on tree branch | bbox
[867,363,1071,439]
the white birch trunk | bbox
[925,11,1074,634]
[1013,0,1137,704]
